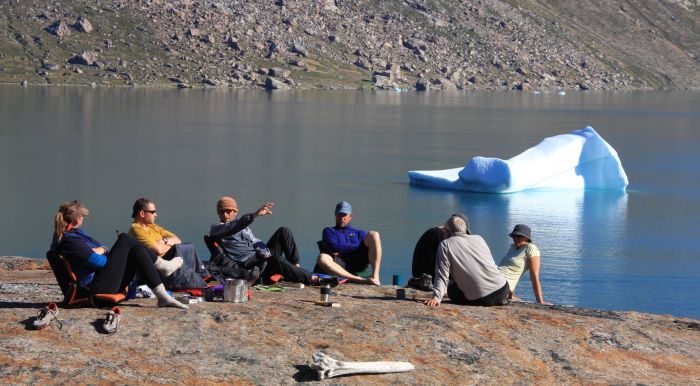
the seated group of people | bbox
[412,214,550,308]
[50,196,548,311]
[49,197,384,310]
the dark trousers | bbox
[412,227,445,278]
[88,233,162,294]
[261,227,313,284]
[447,281,509,307]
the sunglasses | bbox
[143,210,157,214]
[219,209,238,214]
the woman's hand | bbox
[254,203,274,217]
[92,246,108,255]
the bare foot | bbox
[364,277,381,286]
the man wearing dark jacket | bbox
[209,196,318,285]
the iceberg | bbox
[408,126,628,193]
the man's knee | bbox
[275,226,294,240]
[316,253,333,267]
[364,231,381,246]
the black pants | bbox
[447,281,509,307]
[260,227,313,284]
[412,227,445,278]
[88,233,162,294]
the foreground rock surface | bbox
[1,256,698,384]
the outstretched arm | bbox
[528,256,551,305]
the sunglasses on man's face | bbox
[143,210,157,214]
[219,209,237,214]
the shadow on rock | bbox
[292,364,318,382]
[0,300,49,309]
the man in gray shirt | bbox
[425,214,509,307]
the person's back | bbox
[437,233,505,301]
[426,214,508,308]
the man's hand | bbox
[254,203,274,217]
[424,298,441,307]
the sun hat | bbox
[509,224,532,241]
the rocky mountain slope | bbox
[1,256,700,384]
[1,0,698,90]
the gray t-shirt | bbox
[433,232,507,301]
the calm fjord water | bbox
[1,87,698,318]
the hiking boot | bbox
[102,306,121,334]
[33,302,61,330]
[317,276,340,288]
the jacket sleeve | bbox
[209,213,255,239]
[432,241,451,301]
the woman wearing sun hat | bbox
[498,224,551,305]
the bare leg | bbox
[316,253,376,285]
[364,231,382,285]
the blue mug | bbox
[126,278,137,300]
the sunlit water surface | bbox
[1,87,698,318]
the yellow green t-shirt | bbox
[498,243,540,292]
[128,223,175,256]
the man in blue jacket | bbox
[314,201,382,285]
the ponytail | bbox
[53,205,68,243]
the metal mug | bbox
[224,278,248,303]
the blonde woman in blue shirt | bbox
[498,224,551,305]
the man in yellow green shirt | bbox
[128,197,183,276]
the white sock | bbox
[152,283,188,309]
[154,256,183,277]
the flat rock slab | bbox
[1,257,698,384]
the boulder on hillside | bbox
[69,51,98,66]
[415,80,430,91]
[269,67,290,78]
[372,73,395,89]
[73,17,93,33]
[46,20,70,37]
[265,76,290,90]
[290,43,308,57]
[226,36,241,50]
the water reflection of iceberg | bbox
[408,127,629,193]
[409,187,628,305]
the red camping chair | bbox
[46,250,127,308]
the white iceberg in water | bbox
[408,126,628,193]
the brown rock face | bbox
[1,256,699,384]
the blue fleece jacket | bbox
[320,224,368,255]
[52,228,107,285]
